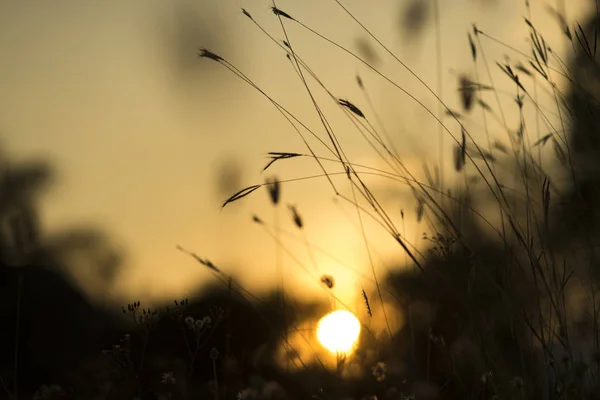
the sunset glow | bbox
[316,310,361,353]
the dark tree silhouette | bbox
[0,153,123,399]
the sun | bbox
[316,310,361,353]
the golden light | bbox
[316,310,361,353]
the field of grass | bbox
[3,0,600,399]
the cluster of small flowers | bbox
[372,361,387,382]
[122,301,161,329]
[138,308,161,328]
[422,232,456,259]
[161,371,176,385]
[122,301,141,315]
[183,306,226,333]
[165,298,190,322]
[184,315,212,334]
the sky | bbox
[0,0,595,311]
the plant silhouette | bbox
[378,10,600,399]
[0,151,123,399]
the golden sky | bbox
[0,0,594,310]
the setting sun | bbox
[316,310,361,353]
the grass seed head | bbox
[241,8,253,20]
[356,74,364,89]
[198,48,224,62]
[339,99,365,118]
[361,287,372,317]
[468,32,477,61]
[458,74,475,112]
[320,274,335,289]
[266,176,281,206]
[271,6,295,21]
[288,204,303,228]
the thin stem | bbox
[434,0,444,202]
[13,273,23,399]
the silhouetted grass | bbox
[195,1,600,399]
[5,1,600,400]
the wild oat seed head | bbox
[339,99,365,119]
[356,74,364,89]
[288,204,303,228]
[468,32,477,61]
[320,274,335,289]
[198,48,224,62]
[266,176,281,205]
[271,6,295,20]
[361,287,372,317]
[241,8,253,20]
[458,74,475,112]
